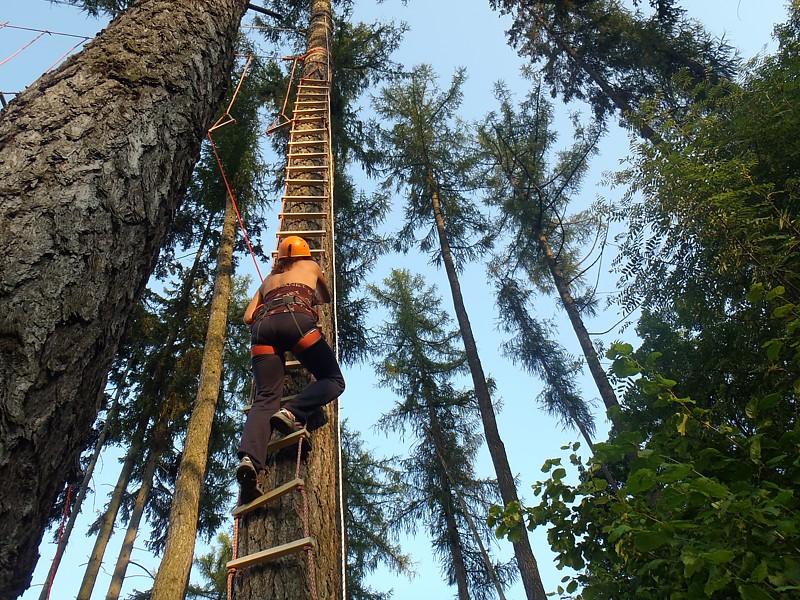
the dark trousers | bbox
[237,311,345,471]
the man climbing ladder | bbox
[236,235,345,504]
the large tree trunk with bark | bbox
[0,0,248,596]
[235,2,343,598]
[430,187,547,599]
[151,197,238,600]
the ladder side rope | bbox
[322,21,348,600]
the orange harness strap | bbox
[292,329,322,355]
[251,344,278,356]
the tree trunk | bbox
[105,446,159,600]
[0,0,248,595]
[426,405,471,600]
[151,197,238,600]
[77,414,149,600]
[236,2,343,598]
[430,187,547,600]
[536,232,618,411]
[38,366,128,600]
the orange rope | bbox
[45,485,73,600]
[206,54,264,281]
[0,31,46,68]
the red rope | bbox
[206,54,264,281]
[45,485,73,600]
[206,133,263,281]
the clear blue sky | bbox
[3,1,789,599]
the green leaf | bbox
[763,339,783,361]
[704,549,735,564]
[691,477,728,498]
[773,303,795,318]
[746,283,764,302]
[612,357,641,378]
[626,468,657,494]
[765,285,785,301]
[677,412,690,436]
[634,531,666,552]
[738,584,775,600]
[750,435,762,464]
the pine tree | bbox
[374,65,546,599]
[370,269,516,600]
[478,82,618,411]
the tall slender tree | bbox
[478,82,618,411]
[0,0,249,594]
[374,65,547,599]
[370,269,516,600]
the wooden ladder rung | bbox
[281,195,327,202]
[286,165,328,172]
[279,212,327,220]
[232,478,305,517]
[226,537,316,570]
[277,230,326,238]
[288,139,325,147]
[267,429,311,453]
[285,178,327,185]
[295,100,326,107]
[289,128,327,137]
[287,152,328,160]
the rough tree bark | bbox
[0,0,248,595]
[150,197,238,600]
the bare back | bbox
[244,258,331,324]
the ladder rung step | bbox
[281,195,327,202]
[294,108,325,114]
[279,212,327,219]
[289,128,327,136]
[285,179,327,185]
[286,165,328,172]
[296,95,327,101]
[277,230,326,237]
[232,478,304,517]
[267,429,311,453]
[295,100,326,106]
[288,139,325,147]
[294,114,325,120]
[299,79,330,86]
[288,152,328,160]
[226,537,316,570]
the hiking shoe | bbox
[270,408,302,435]
[236,457,260,505]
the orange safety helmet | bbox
[277,235,311,259]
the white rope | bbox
[323,16,347,600]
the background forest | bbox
[2,0,797,599]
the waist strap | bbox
[250,328,322,358]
